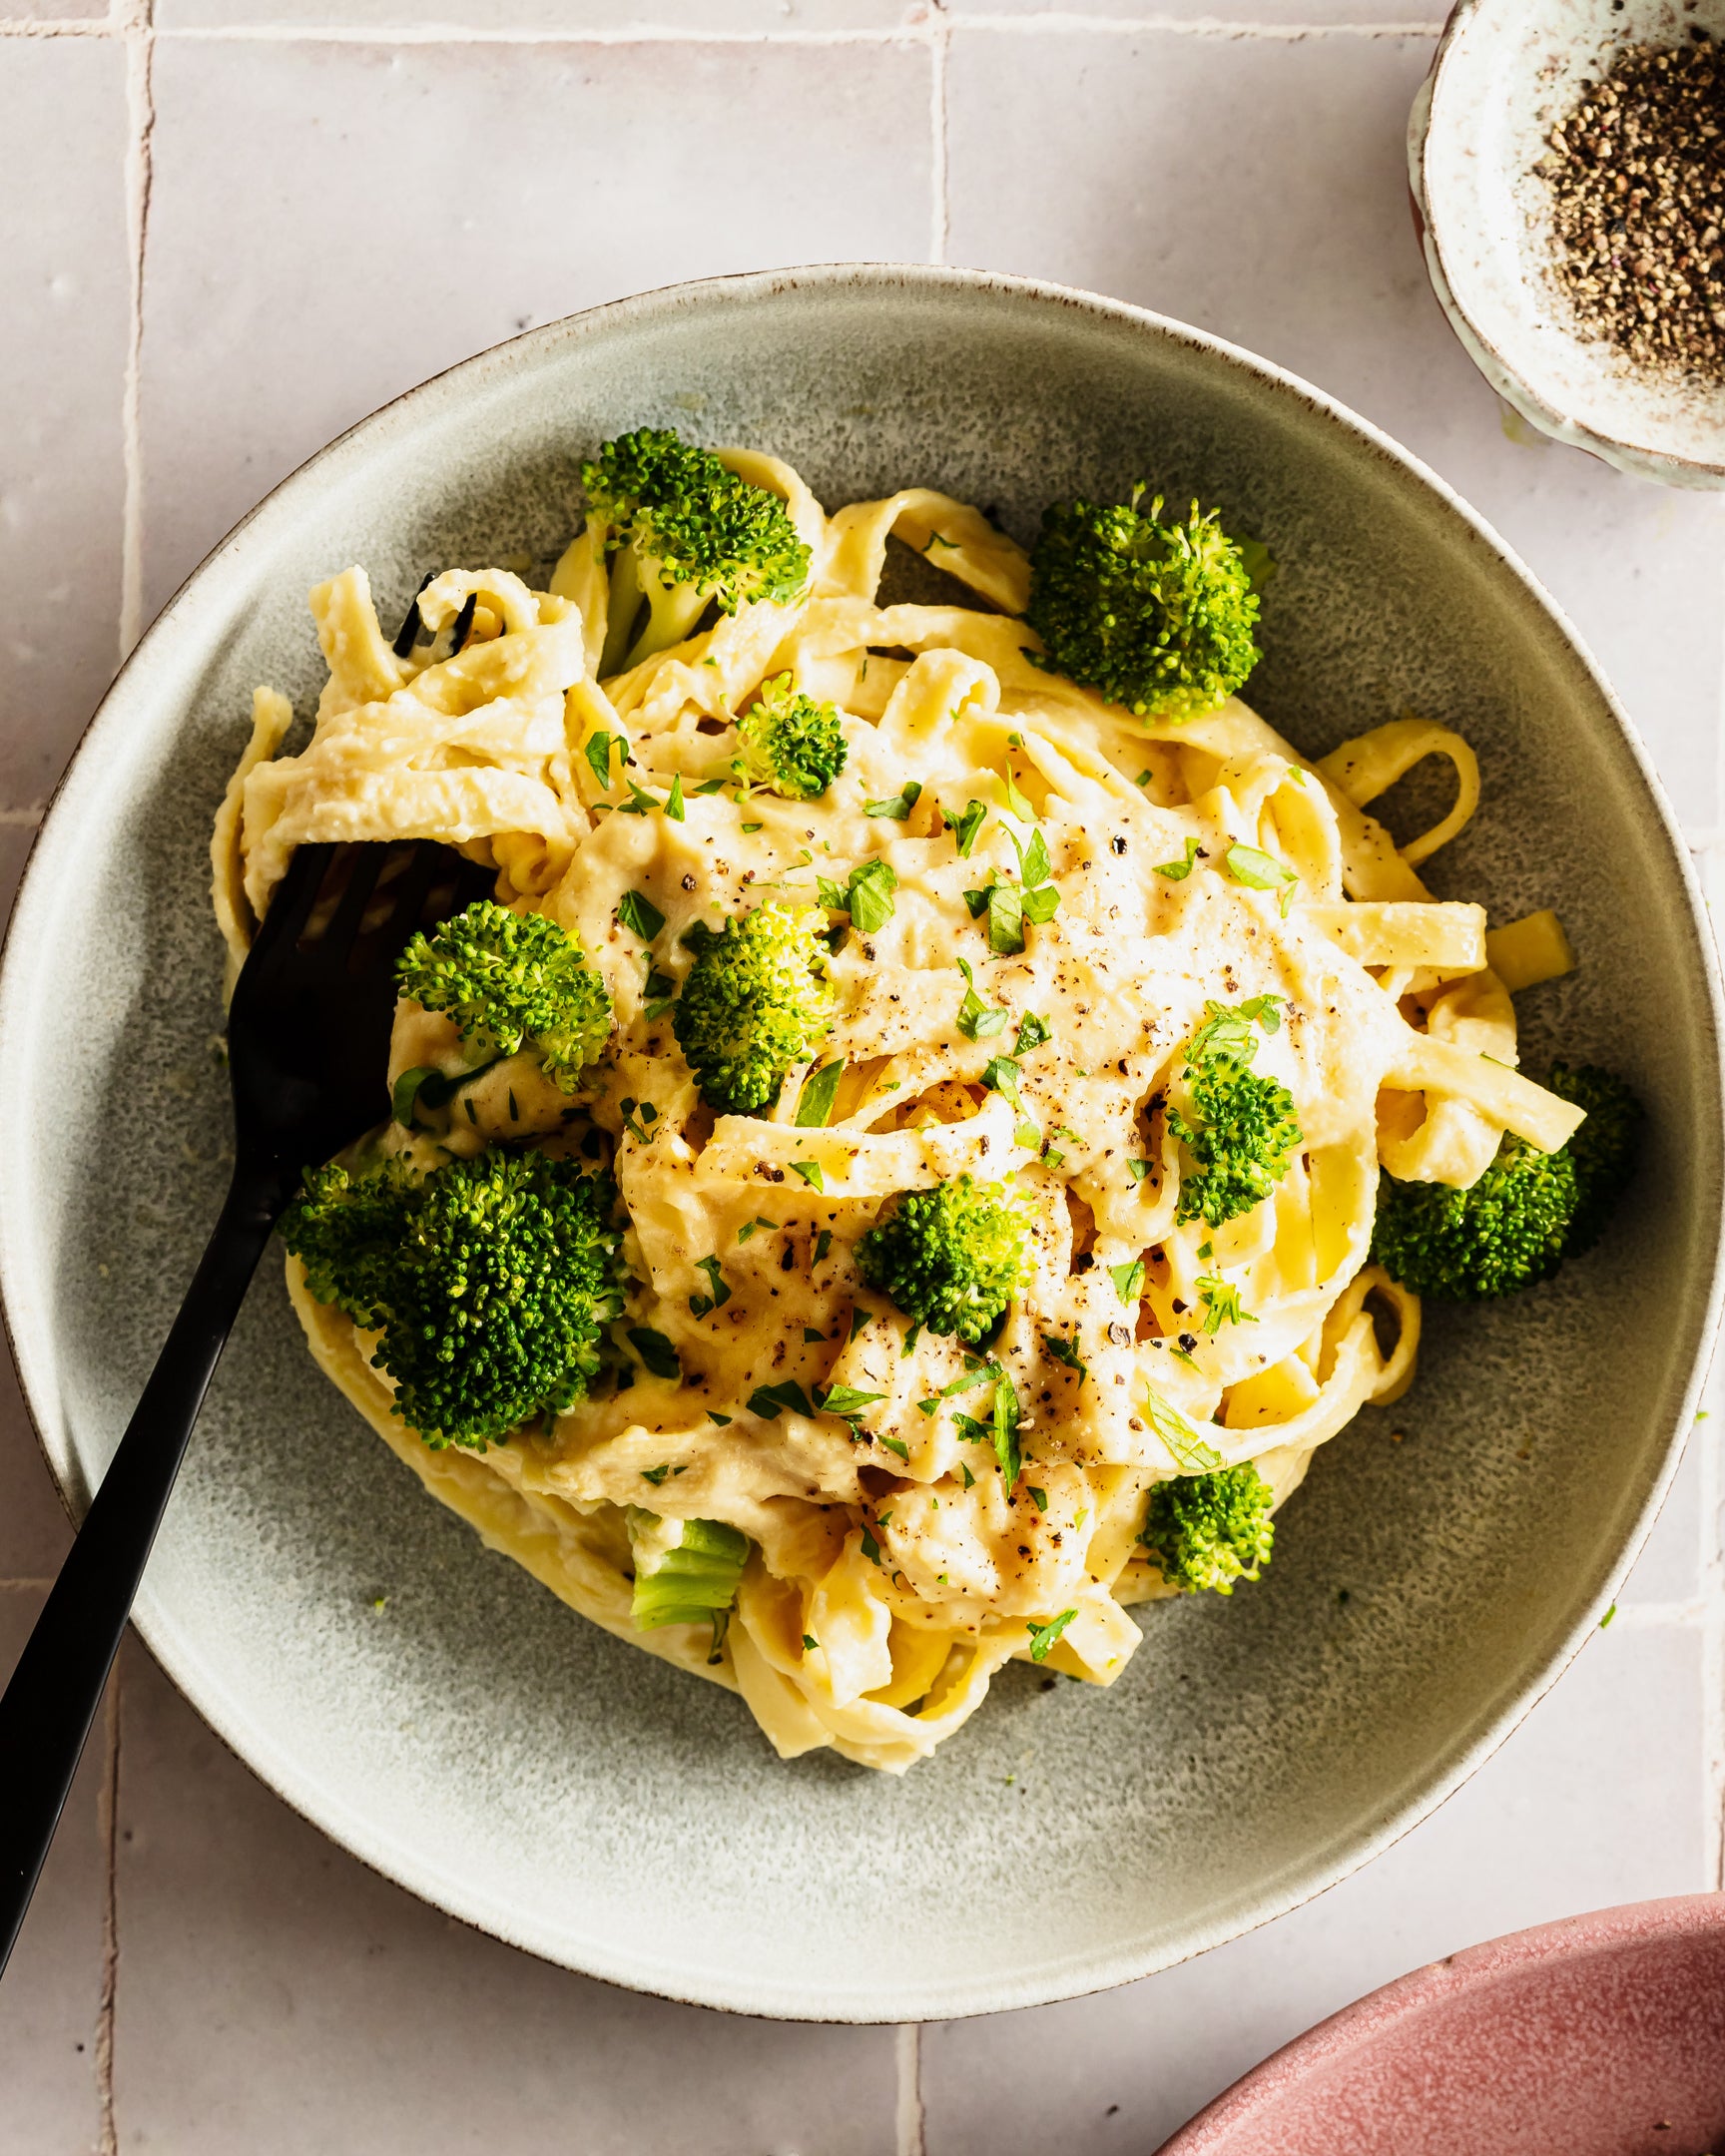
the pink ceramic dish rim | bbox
[1158,1891,1725,2150]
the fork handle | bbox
[0,1165,287,1974]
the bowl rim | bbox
[1155,1888,1725,2149]
[1410,0,1725,489]
[2,260,1720,2021]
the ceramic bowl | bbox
[1411,0,1725,487]
[1160,1892,1725,2153]
[1,267,1719,2022]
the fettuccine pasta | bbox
[213,446,1583,1775]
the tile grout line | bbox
[117,0,156,664]
[1604,1598,1718,1630]
[132,19,926,43]
[934,11,1441,34]
[0,12,1446,39]
[1706,839,1725,1886]
[928,2,949,267]
[1708,565,1725,1890]
[94,1670,121,2155]
[895,2021,925,2156]
[1702,1404,1725,1888]
[0,15,115,33]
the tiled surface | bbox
[921,1622,1712,2153]
[3,0,110,20]
[111,1646,898,2154]
[138,31,933,619]
[0,35,129,810]
[0,5,1721,2150]
[0,1595,110,2152]
[943,21,1725,831]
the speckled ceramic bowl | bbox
[1160,1892,1725,2153]
[0,267,1719,2021]
[1412,0,1725,487]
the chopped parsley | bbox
[1225,841,1300,916]
[1142,1386,1226,1473]
[1197,1275,1256,1332]
[689,1254,732,1317]
[1154,837,1200,881]
[1014,1012,1053,1055]
[865,781,922,821]
[617,889,665,941]
[1026,1609,1077,1663]
[956,957,1008,1041]
[749,1379,815,1419]
[822,1383,885,1419]
[627,1328,681,1381]
[585,731,624,791]
[619,1096,659,1144]
[1042,1333,1086,1383]
[642,964,677,1019]
[999,767,1035,821]
[795,1060,846,1128]
[819,857,898,932]
[946,800,987,856]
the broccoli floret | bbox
[281,1150,625,1447]
[1372,1062,1641,1299]
[734,674,849,801]
[1168,1003,1303,1229]
[581,427,812,678]
[1547,1062,1643,1256]
[1140,1464,1275,1595]
[395,900,612,1091]
[1024,489,1262,721]
[854,1173,1033,1345]
[1372,1136,1574,1301]
[671,900,834,1115]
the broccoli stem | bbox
[598,543,646,678]
[601,541,715,677]
[631,552,713,669]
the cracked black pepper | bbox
[1539,35,1725,382]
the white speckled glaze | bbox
[1413,0,1725,488]
[0,268,1718,2022]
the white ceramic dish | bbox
[1,267,1719,2021]
[1412,0,1725,487]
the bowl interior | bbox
[1424,0,1725,478]
[1163,1894,1725,2155]
[0,270,1717,2020]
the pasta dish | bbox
[210,431,1634,1774]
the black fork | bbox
[0,838,492,1974]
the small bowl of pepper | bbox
[1411,0,1725,486]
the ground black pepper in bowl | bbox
[1539,36,1725,383]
